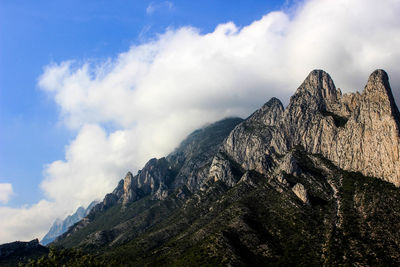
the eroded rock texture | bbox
[212,69,400,186]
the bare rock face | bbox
[84,117,244,215]
[119,158,173,204]
[292,183,309,204]
[338,70,400,185]
[291,69,400,186]
[210,69,400,187]
[121,172,134,205]
[215,98,283,178]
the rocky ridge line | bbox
[212,69,400,187]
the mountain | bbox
[24,70,400,266]
[0,239,48,267]
[52,117,244,245]
[41,201,99,245]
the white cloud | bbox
[0,200,59,242]
[146,1,174,15]
[1,0,400,244]
[41,124,133,204]
[0,183,13,204]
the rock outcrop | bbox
[211,69,400,187]
[292,183,309,204]
[111,118,244,205]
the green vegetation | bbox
[55,196,159,248]
[20,248,104,267]
[20,147,400,266]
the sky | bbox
[1,0,400,243]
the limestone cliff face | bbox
[292,69,400,186]
[330,70,400,186]
[120,158,173,204]
[211,69,400,186]
[215,98,283,177]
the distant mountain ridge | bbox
[0,239,48,266]
[40,200,99,245]
[18,70,400,266]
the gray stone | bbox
[209,69,400,187]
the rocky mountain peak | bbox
[363,69,400,122]
[286,69,339,118]
[297,69,337,104]
[263,97,283,108]
[261,97,284,112]
[365,69,390,93]
[247,97,284,126]
[214,69,400,187]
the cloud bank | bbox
[1,0,400,243]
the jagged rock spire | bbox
[364,69,400,126]
[214,69,400,187]
[365,69,390,94]
[297,69,338,104]
[122,172,134,205]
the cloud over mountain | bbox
[1,0,399,243]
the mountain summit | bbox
[214,69,400,187]
[23,70,400,266]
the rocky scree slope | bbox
[48,69,400,266]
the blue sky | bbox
[0,0,286,207]
[1,0,400,243]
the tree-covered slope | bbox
[29,149,400,266]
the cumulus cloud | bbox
[146,1,174,15]
[0,183,13,204]
[41,125,134,204]
[0,200,59,242]
[1,0,400,243]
